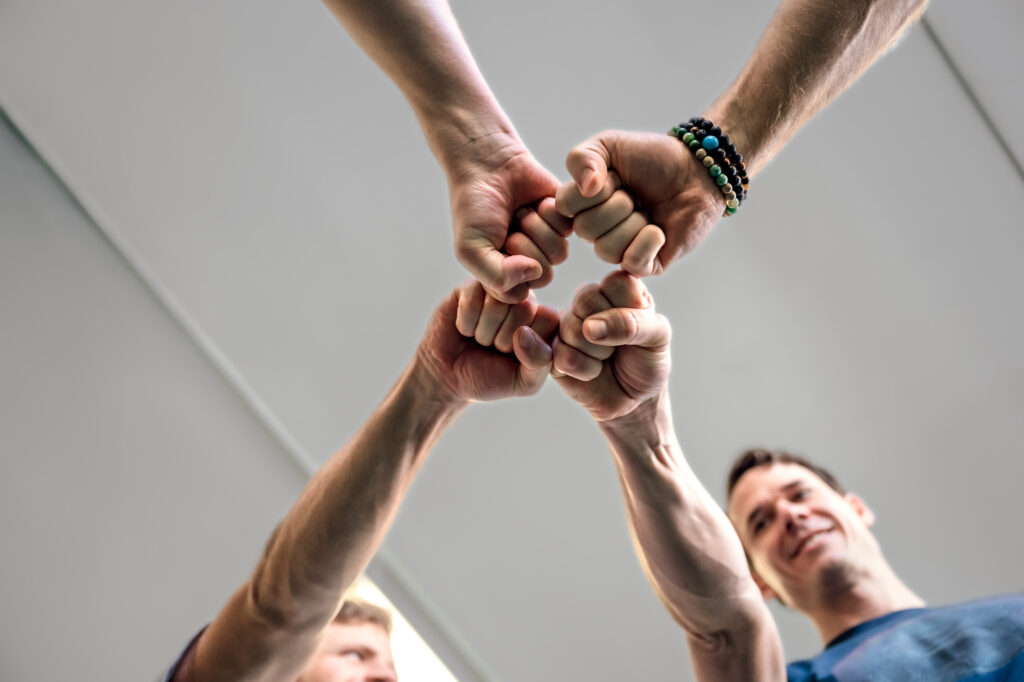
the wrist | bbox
[704,97,766,179]
[401,356,469,424]
[416,101,524,179]
[598,387,674,449]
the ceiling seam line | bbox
[920,17,1024,184]
[0,93,499,682]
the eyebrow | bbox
[745,479,805,529]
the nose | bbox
[781,500,809,534]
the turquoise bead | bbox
[702,135,720,151]
[709,165,722,177]
[682,132,695,144]
[715,174,729,186]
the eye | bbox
[341,650,365,662]
[792,488,811,501]
[752,515,770,536]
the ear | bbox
[750,568,779,602]
[844,492,875,527]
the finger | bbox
[571,282,614,320]
[574,190,634,242]
[555,172,620,218]
[495,293,537,354]
[516,206,569,265]
[582,307,671,351]
[558,305,614,361]
[552,336,604,381]
[566,131,618,198]
[505,232,554,289]
[593,211,647,264]
[455,279,486,337]
[513,326,553,389]
[459,240,543,304]
[620,223,666,277]
[536,197,573,238]
[599,270,653,310]
[529,304,560,343]
[474,294,511,348]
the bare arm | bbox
[706,0,930,176]
[552,272,784,682]
[600,398,784,682]
[558,0,929,273]
[177,361,464,682]
[174,284,559,681]
[321,0,509,169]
[320,0,568,302]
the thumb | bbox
[513,326,552,388]
[462,243,543,304]
[566,132,617,198]
[581,307,671,351]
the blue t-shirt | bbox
[787,595,1024,681]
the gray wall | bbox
[1,1,1022,680]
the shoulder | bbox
[162,626,207,682]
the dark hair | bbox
[727,448,845,500]
[334,599,393,633]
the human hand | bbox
[555,130,725,277]
[551,271,671,422]
[447,139,572,303]
[415,280,559,404]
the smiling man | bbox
[551,272,1024,682]
[723,449,1024,680]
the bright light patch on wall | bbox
[348,576,458,681]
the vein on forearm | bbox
[601,408,761,637]
[249,362,463,631]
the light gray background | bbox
[1,1,1022,680]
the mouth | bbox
[790,527,832,559]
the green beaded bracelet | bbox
[670,120,747,216]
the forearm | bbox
[190,359,464,681]
[599,391,763,635]
[253,359,462,625]
[321,0,517,171]
[706,0,929,176]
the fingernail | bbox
[578,167,595,192]
[519,329,535,349]
[522,263,542,282]
[585,319,608,341]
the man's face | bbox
[297,621,397,682]
[727,462,878,609]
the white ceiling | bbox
[1,1,1022,680]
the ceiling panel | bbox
[2,1,1022,680]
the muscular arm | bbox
[178,360,465,682]
[600,397,784,682]
[559,0,929,272]
[174,285,557,681]
[707,0,930,177]
[320,0,512,169]
[320,1,565,300]
[551,272,784,681]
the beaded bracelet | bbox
[669,116,748,216]
[684,116,749,201]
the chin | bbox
[816,555,860,599]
